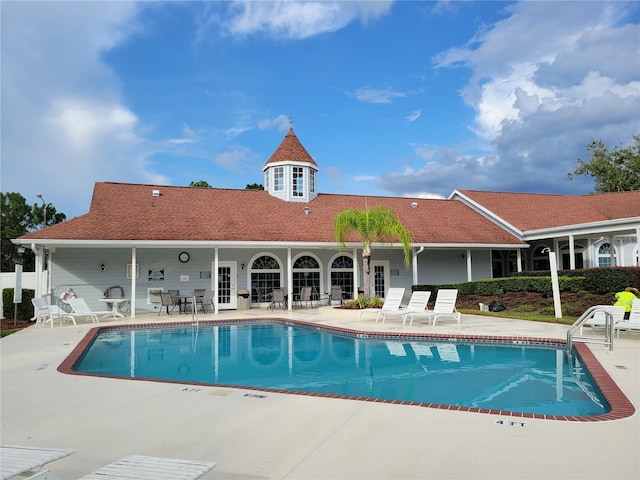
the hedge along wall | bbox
[2,288,35,321]
[415,267,640,296]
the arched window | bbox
[292,254,321,300]
[532,245,550,271]
[329,254,354,299]
[250,255,281,303]
[597,243,617,267]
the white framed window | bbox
[274,167,284,191]
[310,169,316,194]
[293,166,304,197]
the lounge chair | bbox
[31,297,76,328]
[404,289,460,326]
[437,343,460,362]
[78,454,216,480]
[0,445,76,480]
[358,287,405,321]
[579,305,626,335]
[66,298,106,324]
[375,290,431,324]
[615,301,640,337]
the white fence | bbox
[0,271,45,319]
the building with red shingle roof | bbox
[15,128,640,317]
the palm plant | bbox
[334,205,413,298]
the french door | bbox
[370,261,389,298]
[212,261,237,310]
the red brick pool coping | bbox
[58,318,636,422]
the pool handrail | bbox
[567,305,616,352]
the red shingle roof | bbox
[20,183,523,245]
[457,190,640,232]
[264,127,317,167]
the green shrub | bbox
[2,288,35,320]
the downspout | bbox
[30,243,43,299]
[412,247,424,286]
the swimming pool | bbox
[60,319,634,420]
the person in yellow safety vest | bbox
[614,287,639,320]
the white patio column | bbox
[287,248,293,311]
[465,248,472,281]
[568,235,575,270]
[353,248,359,300]
[516,249,523,272]
[214,248,219,314]
[130,247,137,318]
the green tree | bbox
[568,134,640,192]
[189,180,212,187]
[1,192,66,272]
[245,183,264,190]
[334,206,413,298]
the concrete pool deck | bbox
[1,307,638,479]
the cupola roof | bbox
[265,127,317,167]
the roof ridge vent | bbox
[152,189,160,197]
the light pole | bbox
[36,193,47,227]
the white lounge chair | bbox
[357,288,405,321]
[79,454,216,479]
[436,343,460,362]
[0,445,76,480]
[377,290,431,324]
[404,289,460,326]
[66,298,106,324]
[614,301,640,337]
[31,297,76,328]
[579,305,625,335]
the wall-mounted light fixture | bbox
[304,206,309,216]
[100,263,105,272]
[241,263,245,270]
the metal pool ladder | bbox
[567,305,615,352]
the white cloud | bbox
[0,1,168,218]
[213,145,256,171]
[406,110,422,122]
[211,1,393,39]
[384,1,640,197]
[346,87,407,104]
[258,115,292,131]
[353,175,376,182]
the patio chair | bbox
[167,289,183,313]
[31,297,76,328]
[297,286,313,309]
[0,445,76,480]
[268,288,286,310]
[193,288,206,312]
[358,287,405,321]
[579,305,625,335]
[78,454,216,480]
[615,300,640,337]
[328,286,344,306]
[404,289,460,326]
[198,290,214,313]
[67,298,106,324]
[159,292,179,317]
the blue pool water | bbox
[73,322,608,416]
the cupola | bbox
[262,127,318,203]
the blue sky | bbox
[2,1,639,220]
